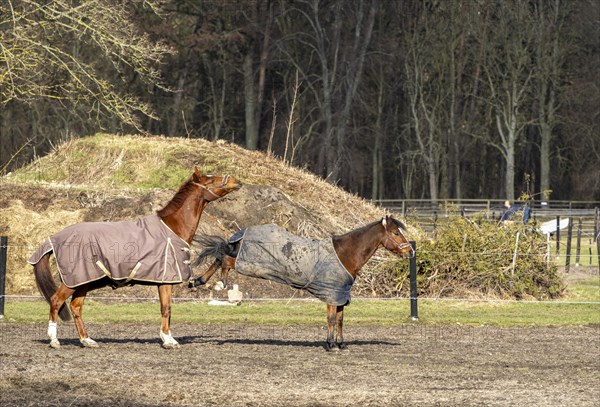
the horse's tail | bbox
[33,253,71,321]
[193,235,235,267]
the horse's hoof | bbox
[162,341,180,349]
[160,330,180,349]
[49,339,60,349]
[80,338,99,348]
[325,342,339,352]
[338,343,349,352]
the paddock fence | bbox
[1,230,598,322]
[1,201,599,319]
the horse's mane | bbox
[363,217,407,231]
[388,217,408,231]
[156,175,197,218]
[335,216,406,239]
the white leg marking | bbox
[80,337,99,348]
[160,330,180,349]
[48,321,60,348]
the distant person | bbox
[501,200,530,224]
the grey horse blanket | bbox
[235,224,354,305]
[28,215,191,288]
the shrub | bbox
[382,214,564,300]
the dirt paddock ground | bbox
[1,322,598,407]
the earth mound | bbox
[0,134,402,299]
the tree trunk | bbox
[371,134,382,200]
[243,53,258,150]
[496,112,517,202]
[254,3,273,141]
[536,0,564,200]
[539,121,551,197]
[168,73,186,136]
[331,0,376,181]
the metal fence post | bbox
[0,236,8,319]
[409,241,418,321]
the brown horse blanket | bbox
[29,215,191,288]
[236,224,354,305]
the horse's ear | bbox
[381,217,387,227]
[193,166,203,181]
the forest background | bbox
[1,0,598,202]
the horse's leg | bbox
[70,285,98,348]
[335,305,348,350]
[219,255,236,288]
[48,284,75,349]
[158,284,179,349]
[194,260,220,286]
[325,304,338,351]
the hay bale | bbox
[0,198,84,294]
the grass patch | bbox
[415,300,599,326]
[557,241,599,267]
[563,274,600,301]
[4,276,598,326]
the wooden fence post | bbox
[556,215,561,258]
[595,207,599,274]
[597,232,600,275]
[565,218,573,273]
[594,207,599,243]
[576,217,582,267]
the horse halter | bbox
[382,223,414,257]
[193,175,231,199]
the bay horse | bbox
[192,215,413,351]
[30,167,241,349]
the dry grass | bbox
[8,134,388,234]
[0,200,84,294]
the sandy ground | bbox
[0,322,598,407]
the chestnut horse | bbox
[31,167,240,349]
[192,215,413,351]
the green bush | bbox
[385,214,564,300]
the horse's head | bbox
[192,166,242,201]
[380,215,414,258]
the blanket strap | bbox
[96,260,112,279]
[123,262,142,284]
[96,260,119,289]
[95,260,142,288]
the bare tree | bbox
[532,0,571,199]
[242,1,274,150]
[279,0,375,182]
[0,0,171,129]
[484,1,535,201]
[404,50,445,203]
[402,3,455,203]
